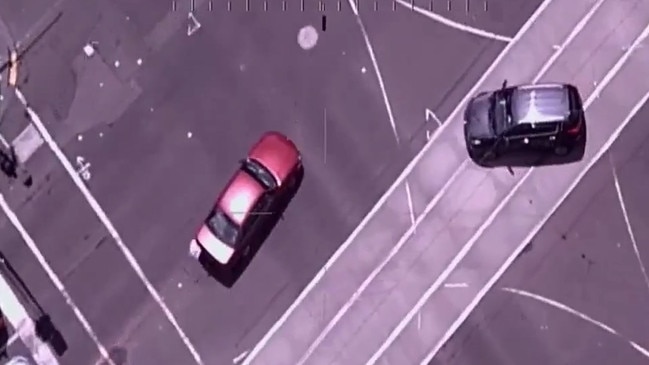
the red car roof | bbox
[217,170,265,226]
[248,131,300,185]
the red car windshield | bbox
[205,209,239,246]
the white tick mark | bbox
[0,95,3,101]
[99,132,103,138]
[361,67,366,73]
[404,182,415,233]
[187,132,192,138]
[177,282,182,289]
[416,312,421,330]
[126,16,130,21]
[77,134,83,141]
[552,44,560,50]
[99,82,103,88]
[137,58,142,66]
[114,60,120,68]
[233,350,249,364]
[444,283,468,288]
[150,107,154,112]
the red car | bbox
[189,132,302,265]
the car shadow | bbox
[199,166,305,288]
[472,125,587,169]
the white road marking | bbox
[503,287,649,359]
[347,0,399,144]
[242,0,559,361]
[233,350,249,364]
[0,194,111,365]
[443,283,468,288]
[419,72,649,365]
[295,159,470,365]
[75,156,91,181]
[297,25,318,50]
[12,124,44,164]
[83,44,95,57]
[187,12,201,36]
[374,21,649,365]
[404,182,416,232]
[13,88,204,365]
[611,157,649,294]
[425,108,442,127]
[394,0,513,43]
[0,133,10,149]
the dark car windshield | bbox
[205,209,239,246]
[490,90,514,136]
[241,159,278,190]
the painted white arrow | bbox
[187,12,201,36]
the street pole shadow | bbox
[0,311,9,359]
[200,166,305,288]
[0,252,66,356]
[34,315,67,356]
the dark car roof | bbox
[217,170,265,226]
[510,83,571,125]
[248,132,300,185]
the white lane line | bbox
[295,160,470,365]
[395,0,513,43]
[242,0,557,361]
[418,61,649,365]
[347,0,399,144]
[0,194,111,365]
[374,21,649,365]
[12,88,204,365]
[503,287,649,359]
[611,157,649,294]
[404,182,416,231]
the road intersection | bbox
[245,0,649,364]
[1,0,648,364]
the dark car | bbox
[463,81,586,164]
[189,131,302,266]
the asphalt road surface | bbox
[0,0,540,364]
[433,100,649,365]
[242,0,649,364]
